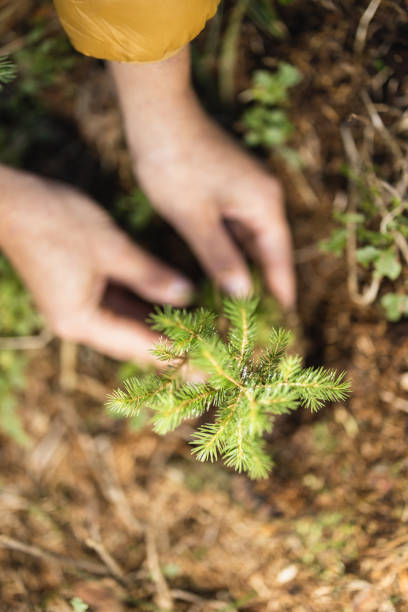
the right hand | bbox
[0,166,193,363]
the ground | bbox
[0,1,408,611]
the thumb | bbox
[75,308,161,364]
[96,231,193,307]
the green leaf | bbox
[357,228,392,248]
[374,249,401,280]
[70,598,89,612]
[247,64,301,106]
[0,396,30,446]
[381,293,408,322]
[248,0,287,38]
[333,212,365,225]
[0,255,42,336]
[356,245,380,267]
[243,107,293,148]
[319,229,348,256]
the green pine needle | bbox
[0,56,17,90]
[107,298,351,479]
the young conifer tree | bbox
[107,298,350,479]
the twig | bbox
[394,232,408,265]
[354,0,382,55]
[80,433,143,535]
[30,418,67,478]
[0,535,107,576]
[359,275,381,307]
[0,16,61,56]
[361,89,384,131]
[76,374,109,401]
[59,340,78,392]
[145,525,173,611]
[219,0,250,104]
[294,244,321,264]
[170,589,206,604]
[85,537,126,583]
[361,90,402,159]
[0,328,52,350]
[341,126,362,303]
[377,183,408,264]
[61,401,143,535]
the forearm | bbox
[110,48,209,161]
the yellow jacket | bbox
[53,0,221,63]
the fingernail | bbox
[169,278,194,302]
[273,274,296,308]
[223,274,252,298]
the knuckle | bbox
[259,179,285,208]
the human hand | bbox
[0,166,193,363]
[135,110,295,305]
[111,52,295,306]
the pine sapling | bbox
[107,298,350,479]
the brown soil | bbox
[1,1,408,611]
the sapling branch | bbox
[107,298,350,479]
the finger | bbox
[75,309,161,364]
[227,182,296,307]
[172,207,252,297]
[96,233,193,307]
[254,219,296,307]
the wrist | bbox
[110,47,211,162]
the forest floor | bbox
[1,1,408,611]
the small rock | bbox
[276,564,298,584]
[352,587,380,611]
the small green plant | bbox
[248,0,290,39]
[320,168,408,321]
[108,298,349,479]
[0,255,42,445]
[0,256,42,336]
[218,0,290,104]
[0,56,17,90]
[14,26,77,96]
[242,62,301,164]
[114,187,155,232]
[381,293,408,322]
[70,598,89,612]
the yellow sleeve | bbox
[53,0,221,63]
